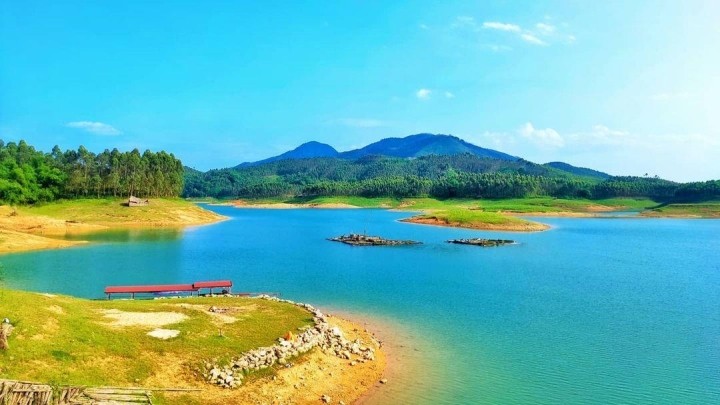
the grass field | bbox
[0,289,312,387]
[641,201,720,217]
[17,198,225,226]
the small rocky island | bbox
[328,233,421,246]
[447,238,515,247]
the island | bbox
[447,238,516,247]
[328,233,421,246]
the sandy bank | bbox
[0,228,87,254]
[401,216,550,232]
[0,200,226,255]
[151,314,386,405]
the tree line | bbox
[0,139,184,204]
[183,154,719,201]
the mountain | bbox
[544,162,611,180]
[237,141,338,167]
[339,133,517,161]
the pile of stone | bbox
[328,233,421,246]
[446,238,516,247]
[202,296,376,389]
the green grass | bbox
[0,289,312,387]
[642,201,720,217]
[412,207,548,230]
[16,198,221,225]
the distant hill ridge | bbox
[232,133,610,179]
[237,133,515,167]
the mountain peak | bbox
[339,133,516,161]
[236,141,338,167]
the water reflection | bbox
[62,228,184,243]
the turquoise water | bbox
[2,206,719,404]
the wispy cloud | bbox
[535,23,556,34]
[453,17,574,48]
[520,33,547,46]
[332,118,387,128]
[482,22,521,32]
[444,91,455,99]
[66,121,121,136]
[416,88,432,100]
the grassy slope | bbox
[641,201,720,217]
[0,289,312,386]
[17,198,225,227]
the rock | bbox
[380,378,388,384]
[321,394,331,403]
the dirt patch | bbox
[173,303,259,324]
[147,329,181,340]
[47,305,65,315]
[101,309,188,328]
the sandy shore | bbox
[0,203,226,255]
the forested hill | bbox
[182,153,720,201]
[236,133,515,166]
[0,139,184,204]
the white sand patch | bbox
[147,329,180,340]
[102,309,187,327]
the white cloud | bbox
[461,124,719,181]
[66,121,121,136]
[444,91,455,99]
[482,22,521,32]
[333,118,387,128]
[468,18,574,49]
[520,33,547,46]
[416,88,432,100]
[519,122,564,147]
[535,23,556,35]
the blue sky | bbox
[1,1,718,181]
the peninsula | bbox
[0,290,387,405]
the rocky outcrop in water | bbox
[447,238,515,247]
[202,296,377,389]
[328,233,421,246]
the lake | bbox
[2,206,719,404]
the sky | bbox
[1,0,719,181]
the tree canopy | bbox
[0,139,184,204]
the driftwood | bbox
[0,379,199,405]
[0,324,12,350]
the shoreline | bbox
[399,216,551,232]
[0,201,227,255]
[0,289,391,405]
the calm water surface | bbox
[2,206,719,404]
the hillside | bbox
[544,162,610,180]
[237,141,338,167]
[339,133,516,160]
